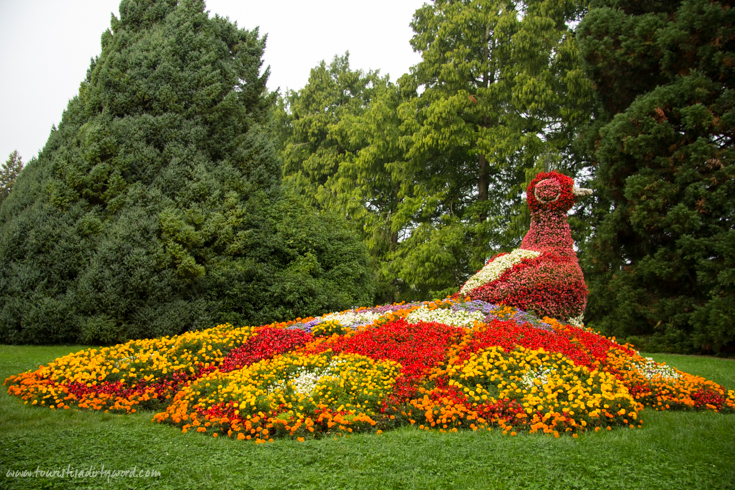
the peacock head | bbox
[527,171,592,214]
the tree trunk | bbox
[478,153,489,221]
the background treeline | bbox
[1,0,733,354]
[275,0,734,355]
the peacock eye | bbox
[534,179,561,203]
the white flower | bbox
[460,249,541,294]
[567,314,585,327]
[521,367,554,389]
[634,357,680,381]
[319,311,385,328]
[405,307,485,328]
[270,360,341,395]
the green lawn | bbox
[1,345,734,490]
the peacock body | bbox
[460,172,592,322]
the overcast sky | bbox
[0,0,425,165]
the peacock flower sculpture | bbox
[459,171,592,324]
[6,170,735,443]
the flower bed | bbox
[5,299,735,442]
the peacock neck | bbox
[521,210,576,258]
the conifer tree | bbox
[0,0,373,344]
[0,151,24,206]
[579,0,735,353]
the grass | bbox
[1,345,734,490]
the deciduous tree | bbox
[406,0,593,245]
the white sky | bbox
[0,0,425,165]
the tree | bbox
[0,151,24,206]
[277,56,476,301]
[276,54,413,300]
[578,0,735,354]
[379,0,594,299]
[0,0,373,345]
[277,53,385,208]
[276,1,595,303]
[405,0,593,243]
[325,78,470,302]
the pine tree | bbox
[578,0,735,354]
[0,151,24,206]
[0,0,373,344]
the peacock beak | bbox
[573,185,593,197]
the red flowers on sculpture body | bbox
[460,171,590,321]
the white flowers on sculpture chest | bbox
[459,249,542,295]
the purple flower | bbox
[452,300,499,315]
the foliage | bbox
[0,151,24,207]
[276,1,595,303]
[275,54,413,301]
[0,0,373,345]
[405,0,593,242]
[276,52,385,207]
[578,0,735,354]
[212,193,375,330]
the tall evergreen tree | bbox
[0,151,24,206]
[578,0,735,353]
[0,0,373,345]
